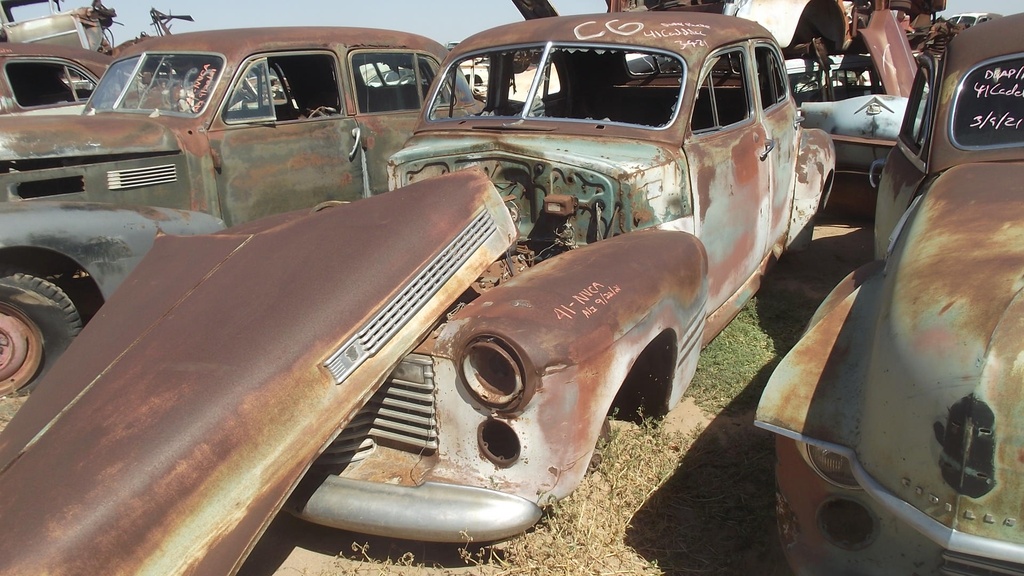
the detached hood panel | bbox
[0,115,182,160]
[0,169,517,575]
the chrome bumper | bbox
[295,476,543,542]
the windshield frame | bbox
[427,41,688,131]
[85,51,226,118]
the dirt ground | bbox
[0,218,874,576]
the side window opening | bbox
[224,52,342,124]
[351,51,422,114]
[692,49,751,133]
[6,61,94,107]
[900,66,932,154]
[755,44,788,110]
[416,56,439,100]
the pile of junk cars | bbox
[1,1,1022,575]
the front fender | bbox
[428,229,709,501]
[0,202,225,298]
[755,259,883,447]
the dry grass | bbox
[481,288,813,576]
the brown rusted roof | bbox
[451,12,773,62]
[0,42,110,75]
[114,26,447,62]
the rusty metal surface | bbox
[0,25,458,391]
[0,1,114,52]
[926,16,1024,173]
[875,14,1024,253]
[402,11,833,326]
[0,170,516,575]
[0,201,225,298]
[352,11,833,544]
[859,8,916,98]
[371,230,708,519]
[0,26,449,223]
[0,41,109,71]
[772,436,945,574]
[112,26,447,62]
[757,122,1024,573]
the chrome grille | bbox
[324,209,496,384]
[106,164,177,190]
[942,551,1024,576]
[318,354,437,467]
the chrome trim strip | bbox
[299,476,543,542]
[324,210,496,384]
[755,423,1024,565]
[107,164,177,190]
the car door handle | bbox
[869,158,886,188]
[759,139,776,161]
[348,126,362,161]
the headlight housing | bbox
[800,442,860,490]
[461,335,524,411]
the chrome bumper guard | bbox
[296,475,543,542]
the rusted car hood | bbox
[0,170,516,575]
[0,114,181,160]
[759,162,1024,539]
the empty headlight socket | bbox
[478,418,521,467]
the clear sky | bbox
[34,0,1024,48]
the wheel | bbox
[0,273,83,396]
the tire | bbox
[0,273,83,396]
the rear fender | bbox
[787,127,835,249]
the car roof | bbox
[111,27,447,62]
[450,12,774,64]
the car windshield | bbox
[87,53,224,116]
[428,43,686,129]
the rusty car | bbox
[0,42,108,115]
[756,13,1024,574]
[517,0,938,218]
[0,11,832,573]
[358,11,833,541]
[0,26,476,395]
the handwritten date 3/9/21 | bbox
[554,282,623,320]
[969,110,1024,131]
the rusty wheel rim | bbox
[0,303,43,396]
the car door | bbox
[683,45,772,316]
[873,58,936,257]
[755,42,799,249]
[208,51,363,227]
[347,50,443,195]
